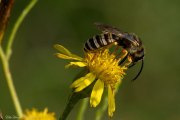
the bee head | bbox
[130,33,142,47]
[120,33,140,49]
[130,46,144,63]
[129,47,145,81]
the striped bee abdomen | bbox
[84,33,118,52]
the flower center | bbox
[85,49,128,86]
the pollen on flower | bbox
[20,108,56,120]
[85,49,127,86]
[54,44,132,117]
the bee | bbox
[84,23,145,81]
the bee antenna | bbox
[132,59,144,81]
[128,62,135,68]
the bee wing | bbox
[94,22,124,36]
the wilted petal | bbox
[90,79,104,107]
[108,85,115,117]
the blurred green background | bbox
[1,0,180,120]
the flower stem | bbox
[0,0,38,117]
[0,46,23,117]
[6,0,38,60]
[76,98,88,120]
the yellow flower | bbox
[21,108,56,120]
[54,44,132,117]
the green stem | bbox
[0,46,23,117]
[76,98,88,120]
[59,93,81,120]
[6,0,38,60]
[0,0,38,117]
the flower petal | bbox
[70,54,83,61]
[54,44,83,61]
[54,44,72,56]
[55,53,82,61]
[108,85,115,117]
[21,108,56,120]
[90,79,104,107]
[55,53,74,60]
[65,62,87,68]
[70,73,96,92]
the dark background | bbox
[0,0,180,120]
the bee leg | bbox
[118,53,129,65]
[106,42,118,55]
[124,56,132,67]
[117,49,128,63]
[90,52,98,62]
[111,44,120,55]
